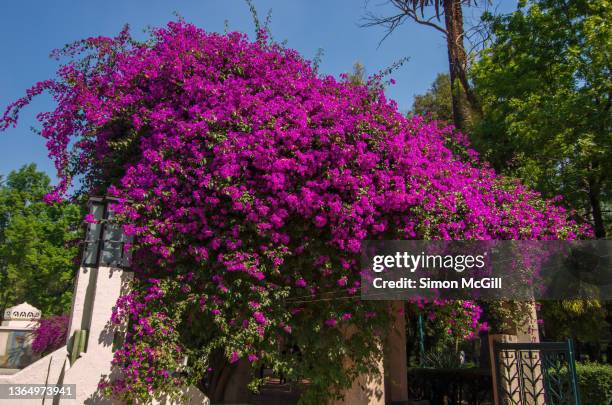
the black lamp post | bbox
[82,197,132,268]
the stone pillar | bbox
[66,266,97,340]
[330,357,385,405]
[517,301,545,405]
[330,326,385,405]
[332,301,409,405]
[62,265,133,403]
[85,266,132,349]
[516,301,540,343]
[0,302,41,369]
[489,301,544,405]
[488,334,517,405]
[384,301,408,404]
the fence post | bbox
[567,338,581,405]
[488,334,518,405]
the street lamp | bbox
[82,197,132,268]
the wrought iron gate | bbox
[493,339,580,405]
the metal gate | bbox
[493,339,580,405]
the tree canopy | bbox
[0,164,81,316]
[410,73,454,123]
[472,0,611,237]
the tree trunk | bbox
[442,0,481,130]
[443,0,467,130]
[204,353,253,403]
[222,358,253,403]
[587,178,606,238]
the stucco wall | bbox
[0,266,208,404]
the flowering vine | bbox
[31,315,69,355]
[1,21,589,403]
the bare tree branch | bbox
[362,0,490,127]
[361,1,447,47]
[361,0,491,45]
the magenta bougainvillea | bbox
[1,21,588,403]
[31,315,69,355]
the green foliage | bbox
[472,0,612,237]
[539,300,608,342]
[551,362,612,405]
[484,300,537,335]
[410,73,454,123]
[0,164,82,315]
[347,62,366,86]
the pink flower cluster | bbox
[31,315,69,355]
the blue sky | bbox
[0,0,516,180]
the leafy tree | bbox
[410,72,454,123]
[539,300,607,343]
[347,61,366,86]
[472,0,611,237]
[0,164,82,316]
[363,0,485,130]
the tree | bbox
[2,21,587,403]
[472,0,611,237]
[539,300,607,344]
[410,72,454,122]
[363,0,485,130]
[0,164,82,315]
[347,61,367,86]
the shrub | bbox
[550,361,612,405]
[573,362,612,405]
[31,315,69,355]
